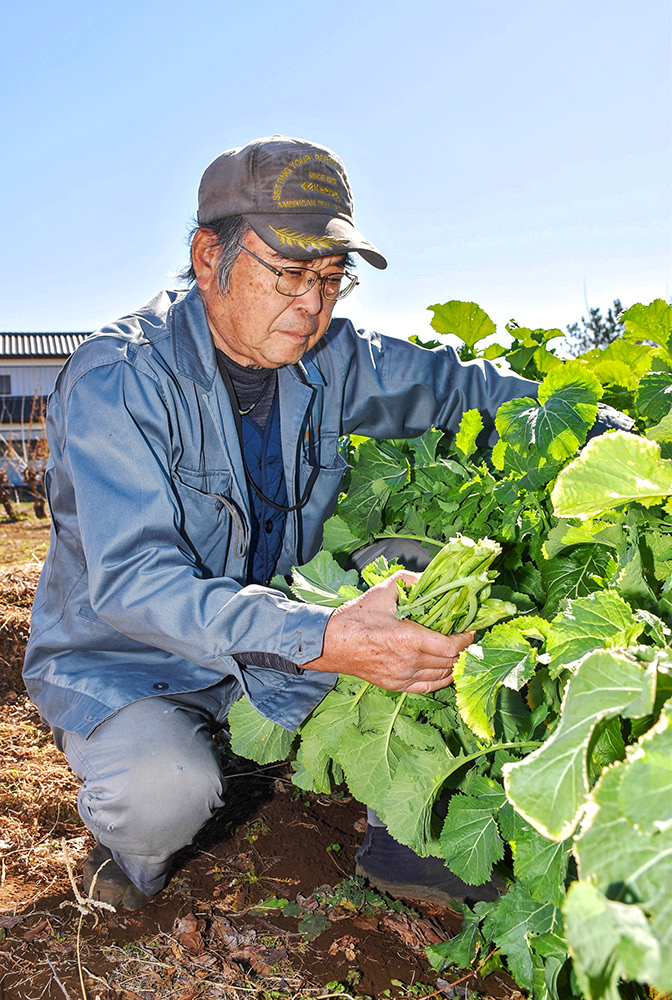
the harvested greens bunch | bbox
[395,534,516,634]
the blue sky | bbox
[1,0,669,346]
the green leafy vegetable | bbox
[551,431,672,519]
[428,300,496,349]
[395,534,516,634]
[503,651,655,840]
[226,297,672,999]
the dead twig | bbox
[46,956,75,1000]
[59,837,117,1000]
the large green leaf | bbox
[335,688,413,813]
[635,370,672,424]
[379,736,467,856]
[503,651,656,840]
[453,624,537,739]
[542,518,623,560]
[537,362,602,410]
[404,426,444,465]
[439,793,505,885]
[538,545,611,617]
[299,676,370,758]
[290,550,361,606]
[587,357,639,393]
[228,696,295,763]
[622,299,672,353]
[582,336,655,383]
[563,882,664,1000]
[428,300,496,349]
[321,513,364,555]
[338,437,410,537]
[552,430,672,519]
[481,883,562,990]
[576,736,672,917]
[644,408,672,443]
[511,817,572,908]
[572,714,672,990]
[618,697,672,832]
[292,729,337,793]
[546,590,644,676]
[495,363,601,465]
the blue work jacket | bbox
[23,286,536,737]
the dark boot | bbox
[82,842,152,912]
[354,824,505,907]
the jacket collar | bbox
[172,286,219,389]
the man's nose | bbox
[296,281,325,315]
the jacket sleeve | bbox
[55,357,332,670]
[313,321,538,442]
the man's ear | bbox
[191,229,219,291]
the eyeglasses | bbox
[237,242,359,301]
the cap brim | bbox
[244,214,387,270]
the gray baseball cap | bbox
[197,135,387,269]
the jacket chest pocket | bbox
[302,429,348,485]
[172,467,248,575]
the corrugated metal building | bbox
[0,332,89,483]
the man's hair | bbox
[181,214,356,293]
[181,215,251,293]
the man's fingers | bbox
[391,569,421,586]
[405,622,475,657]
[402,675,454,693]
[375,627,475,691]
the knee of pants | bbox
[80,750,226,859]
[67,700,228,859]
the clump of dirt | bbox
[0,514,523,1000]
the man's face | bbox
[193,228,346,368]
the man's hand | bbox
[302,572,474,693]
[587,401,635,439]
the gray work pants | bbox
[54,678,240,896]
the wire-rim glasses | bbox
[237,242,359,301]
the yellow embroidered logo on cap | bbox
[269,226,348,251]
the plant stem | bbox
[460,739,544,766]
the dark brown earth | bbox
[0,507,524,1000]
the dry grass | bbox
[0,557,89,915]
[1,562,43,697]
[0,701,87,910]
[0,503,50,567]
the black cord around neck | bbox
[218,361,319,513]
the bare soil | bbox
[0,508,523,1000]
